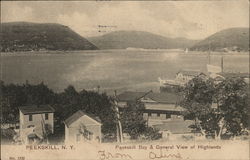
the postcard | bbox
[1,0,249,160]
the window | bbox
[157,113,160,117]
[166,114,171,119]
[27,125,35,128]
[45,113,49,120]
[148,113,152,117]
[89,133,94,140]
[29,115,33,121]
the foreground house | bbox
[116,91,197,138]
[19,105,55,143]
[141,92,185,126]
[64,110,102,143]
[116,91,186,126]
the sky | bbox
[1,0,249,40]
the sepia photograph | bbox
[0,0,249,160]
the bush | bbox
[142,127,162,140]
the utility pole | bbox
[97,85,100,93]
[221,56,224,73]
[208,40,211,64]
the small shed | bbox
[153,120,195,140]
[64,110,102,143]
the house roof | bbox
[64,110,102,127]
[19,105,55,115]
[153,120,195,134]
[145,92,181,104]
[217,72,249,79]
[145,103,185,112]
[116,91,152,102]
[177,70,205,77]
[117,91,182,104]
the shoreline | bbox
[1,50,249,56]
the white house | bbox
[19,105,55,143]
[175,70,207,85]
[64,110,102,144]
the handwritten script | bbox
[149,149,183,159]
[98,150,133,160]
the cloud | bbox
[57,2,194,38]
[174,1,249,39]
[1,3,34,22]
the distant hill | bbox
[87,31,199,50]
[0,22,98,52]
[190,28,249,52]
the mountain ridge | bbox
[1,22,248,52]
[190,27,249,52]
[87,30,199,50]
[0,22,98,52]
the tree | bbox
[215,77,249,138]
[79,90,117,135]
[120,101,162,140]
[180,76,216,137]
[143,127,162,140]
[0,81,56,125]
[120,101,146,139]
[181,76,249,139]
[54,85,81,122]
[23,81,56,105]
[53,87,117,136]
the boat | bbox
[126,47,146,51]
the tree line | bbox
[1,76,249,141]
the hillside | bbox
[87,31,199,50]
[0,22,98,52]
[190,28,249,52]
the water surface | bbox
[1,50,249,94]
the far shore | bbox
[1,49,249,56]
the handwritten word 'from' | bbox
[98,150,133,160]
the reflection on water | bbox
[1,50,249,94]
